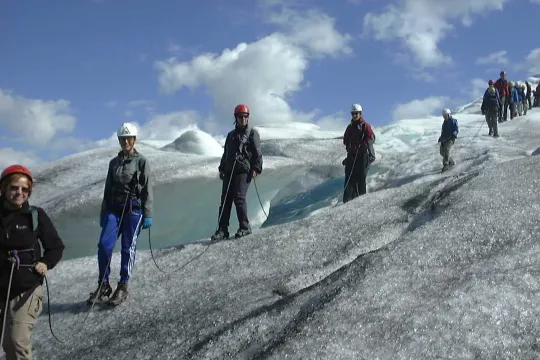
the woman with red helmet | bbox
[0,165,64,359]
[211,104,263,241]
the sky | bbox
[1,0,539,167]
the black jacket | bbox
[0,198,65,300]
[219,125,263,175]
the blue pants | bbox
[98,209,143,285]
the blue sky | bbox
[1,0,539,166]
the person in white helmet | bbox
[438,108,459,172]
[342,104,376,202]
[87,122,153,306]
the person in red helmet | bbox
[211,104,263,241]
[0,165,64,359]
[494,71,510,122]
[342,104,376,202]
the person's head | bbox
[488,79,494,86]
[0,165,33,209]
[509,81,514,88]
[234,104,250,128]
[500,71,506,79]
[442,108,452,120]
[117,123,138,154]
[350,104,363,122]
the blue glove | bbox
[100,216,106,228]
[142,217,152,229]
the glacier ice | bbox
[21,109,540,359]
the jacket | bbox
[439,116,459,142]
[481,86,500,113]
[511,87,520,103]
[219,125,263,175]
[494,78,510,97]
[343,117,376,157]
[101,149,153,219]
[0,198,64,300]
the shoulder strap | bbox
[29,206,39,232]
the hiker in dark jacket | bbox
[88,122,153,306]
[525,81,532,110]
[211,104,263,241]
[494,71,510,122]
[342,103,376,203]
[481,83,501,137]
[438,108,459,171]
[0,164,64,360]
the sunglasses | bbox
[9,185,30,194]
[236,114,249,119]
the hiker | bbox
[88,122,153,306]
[211,104,263,241]
[438,108,459,172]
[0,165,64,360]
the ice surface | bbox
[25,109,540,359]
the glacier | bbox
[21,101,540,359]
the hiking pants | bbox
[98,208,143,285]
[517,101,523,116]
[440,139,454,166]
[522,100,528,115]
[485,111,498,136]
[499,95,508,121]
[0,285,43,360]
[527,95,531,109]
[343,151,369,203]
[218,173,251,231]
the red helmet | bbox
[500,71,506,76]
[488,79,494,85]
[234,104,250,115]
[1,165,33,184]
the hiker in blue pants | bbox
[87,122,153,306]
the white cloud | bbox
[523,48,540,75]
[154,5,353,134]
[363,0,510,70]
[0,147,40,169]
[468,78,489,100]
[104,100,117,107]
[0,89,77,146]
[392,96,448,121]
[476,50,508,65]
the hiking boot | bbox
[488,129,493,136]
[235,228,252,239]
[108,283,129,306]
[87,282,112,305]
[493,133,499,138]
[211,229,229,241]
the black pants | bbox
[343,151,369,203]
[527,95,532,109]
[218,172,251,231]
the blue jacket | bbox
[439,116,459,142]
[511,87,520,103]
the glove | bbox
[437,136,442,143]
[219,172,225,180]
[142,217,152,229]
[368,154,376,163]
[481,109,485,115]
[100,216,106,228]
[342,158,347,166]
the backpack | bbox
[484,88,499,109]
[29,206,39,232]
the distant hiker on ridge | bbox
[88,122,153,307]
[438,108,458,172]
[494,71,510,122]
[342,104,376,203]
[211,104,263,241]
[481,80,500,137]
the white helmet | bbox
[442,108,452,116]
[117,123,138,137]
[351,104,363,112]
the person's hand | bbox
[35,262,48,276]
[252,171,258,178]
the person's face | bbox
[118,136,136,152]
[5,175,31,207]
[236,113,249,127]
[351,112,361,120]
